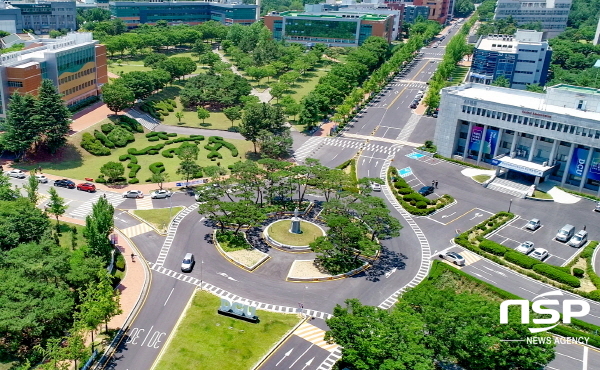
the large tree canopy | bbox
[180,72,251,109]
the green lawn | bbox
[268,220,324,246]
[15,119,254,182]
[286,65,330,102]
[133,207,184,231]
[108,51,205,75]
[50,220,87,250]
[155,290,300,370]
[447,66,469,86]
[533,190,553,199]
[472,174,491,183]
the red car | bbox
[76,182,96,192]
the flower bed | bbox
[388,166,454,216]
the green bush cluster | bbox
[94,130,116,149]
[81,132,111,156]
[115,253,125,271]
[68,95,100,112]
[479,239,508,256]
[107,126,135,147]
[128,178,140,184]
[141,99,177,121]
[96,174,106,183]
[387,167,454,215]
[533,264,581,288]
[573,268,585,278]
[149,162,165,174]
[101,123,115,134]
[119,154,138,164]
[118,116,144,133]
[216,230,251,251]
[504,250,539,269]
[203,136,238,159]
[128,143,166,156]
[146,131,174,141]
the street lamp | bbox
[508,199,513,213]
[200,260,204,290]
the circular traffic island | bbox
[264,219,326,250]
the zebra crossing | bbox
[135,197,153,210]
[154,203,198,266]
[149,263,332,320]
[69,192,125,219]
[389,82,428,88]
[293,137,327,163]
[121,222,155,238]
[126,109,159,131]
[293,322,339,352]
[294,136,400,162]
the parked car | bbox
[123,190,144,198]
[370,183,382,192]
[530,248,549,261]
[7,169,26,179]
[410,103,418,109]
[35,174,48,183]
[567,230,588,248]
[555,224,575,242]
[515,241,535,254]
[418,186,435,196]
[439,251,465,266]
[151,189,172,199]
[526,218,541,231]
[181,253,195,272]
[54,179,75,189]
[76,182,96,192]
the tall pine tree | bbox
[33,79,72,153]
[1,92,37,158]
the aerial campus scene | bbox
[1,0,600,369]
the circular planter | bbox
[263,219,326,251]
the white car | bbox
[35,174,48,183]
[515,241,535,254]
[526,218,541,231]
[530,248,549,261]
[370,183,382,192]
[439,251,465,266]
[123,190,144,198]
[6,169,25,179]
[150,189,172,199]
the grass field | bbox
[268,220,324,246]
[533,190,553,199]
[108,51,205,75]
[50,220,87,250]
[155,291,300,370]
[133,207,184,231]
[447,66,469,86]
[472,174,491,183]
[16,120,254,182]
[286,66,330,102]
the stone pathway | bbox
[213,49,272,103]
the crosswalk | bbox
[389,82,428,88]
[293,137,327,163]
[294,137,401,162]
[69,192,125,219]
[293,322,339,352]
[121,222,155,238]
[136,197,153,210]
[126,109,159,131]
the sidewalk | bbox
[71,102,113,134]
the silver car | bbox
[530,248,549,261]
[181,253,195,272]
[7,169,25,179]
[440,251,465,266]
[35,174,48,183]
[515,241,535,254]
[150,189,172,199]
[370,183,382,192]
[526,218,541,231]
[123,190,144,198]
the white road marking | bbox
[276,349,293,366]
[289,344,313,368]
[385,268,397,278]
[583,346,588,370]
[164,288,174,306]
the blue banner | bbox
[588,150,600,181]
[483,129,499,156]
[468,126,484,151]
[569,148,589,177]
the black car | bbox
[54,179,75,189]
[418,186,435,196]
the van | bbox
[568,230,588,248]
[555,224,575,242]
[181,253,195,272]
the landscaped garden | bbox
[108,51,205,75]
[133,207,185,232]
[154,291,300,370]
[18,117,253,183]
[267,219,325,246]
[388,166,454,216]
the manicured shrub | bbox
[81,133,111,156]
[573,268,585,278]
[397,187,413,195]
[504,251,540,269]
[416,201,428,209]
[119,115,144,133]
[145,132,157,138]
[96,174,107,183]
[148,136,160,142]
[94,130,116,148]
[208,151,222,160]
[157,132,169,140]
[167,133,177,137]
[101,123,115,134]
[479,239,508,256]
[115,253,125,271]
[128,163,141,178]
[162,148,177,158]
[128,143,166,155]
[119,154,138,164]
[128,178,139,184]
[107,126,135,147]
[533,264,581,288]
[149,162,165,174]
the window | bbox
[577,100,587,110]
[502,113,507,120]
[7,81,23,87]
[523,117,529,125]
[491,111,497,119]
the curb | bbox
[525,196,554,202]
[251,316,308,370]
[286,260,370,282]
[93,229,152,370]
[213,230,271,272]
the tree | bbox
[196,106,210,124]
[175,111,184,122]
[102,81,135,115]
[454,0,475,17]
[150,171,169,190]
[177,160,202,185]
[96,272,122,332]
[270,82,288,104]
[23,175,40,205]
[100,161,125,182]
[177,142,199,162]
[0,198,50,251]
[33,79,72,153]
[492,75,511,87]
[0,93,37,157]
[47,187,67,234]
[240,103,286,152]
[144,52,168,68]
[192,39,211,60]
[526,83,545,93]
[257,129,292,159]
[199,52,220,67]
[76,282,104,352]
[84,196,114,261]
[223,106,242,127]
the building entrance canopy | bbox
[491,155,554,177]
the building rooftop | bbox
[109,1,256,7]
[553,84,600,96]
[444,83,600,121]
[476,30,546,52]
[277,10,389,20]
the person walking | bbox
[131,253,135,262]
[435,180,439,189]
[432,180,435,187]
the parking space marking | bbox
[441,208,493,226]
[557,352,584,362]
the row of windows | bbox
[515,71,534,74]
[63,79,96,96]
[7,81,22,88]
[518,48,538,52]
[59,67,96,85]
[461,105,600,140]
[517,59,537,63]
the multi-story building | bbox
[468,30,552,89]
[412,0,451,24]
[0,32,107,116]
[109,1,257,27]
[435,83,600,194]
[0,0,76,34]
[402,4,430,24]
[494,0,571,39]
[263,10,394,47]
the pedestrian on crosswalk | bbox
[432,180,435,187]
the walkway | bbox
[70,102,113,134]
[213,49,272,103]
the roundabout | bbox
[264,219,326,248]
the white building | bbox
[435,83,600,195]
[494,0,571,39]
[469,30,552,89]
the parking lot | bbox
[487,215,589,267]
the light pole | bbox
[508,199,513,213]
[200,260,204,290]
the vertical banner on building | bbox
[568,148,589,177]
[587,150,600,182]
[483,129,499,156]
[468,126,484,151]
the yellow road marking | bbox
[387,61,430,110]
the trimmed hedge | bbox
[149,162,165,174]
[162,148,177,158]
[479,239,508,256]
[128,143,166,155]
[119,154,138,164]
[107,126,135,147]
[101,124,115,134]
[94,130,115,149]
[128,163,141,179]
[533,263,581,288]
[573,268,585,278]
[128,178,139,184]
[81,133,111,156]
[504,250,540,269]
[118,115,144,133]
[388,166,454,216]
[148,136,160,142]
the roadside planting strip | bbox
[154,203,199,267]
